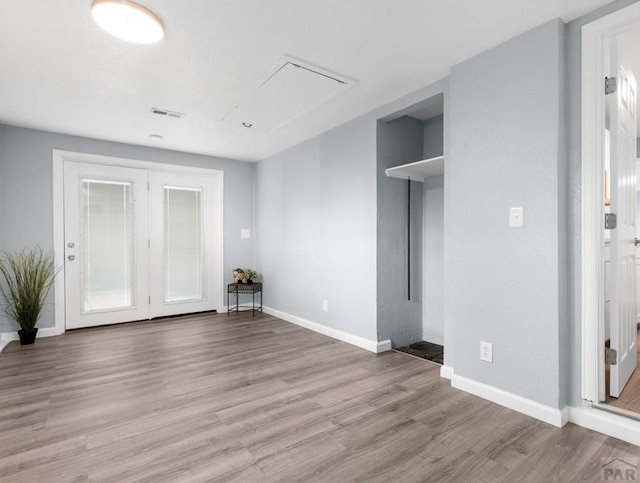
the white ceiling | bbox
[0,0,613,162]
[407,103,445,122]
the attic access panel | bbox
[223,58,352,131]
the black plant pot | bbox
[18,328,38,345]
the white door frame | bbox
[581,3,640,403]
[52,150,225,335]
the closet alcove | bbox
[377,93,445,363]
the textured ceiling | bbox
[0,0,613,161]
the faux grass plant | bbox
[0,247,56,331]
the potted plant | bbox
[243,269,258,284]
[0,247,57,345]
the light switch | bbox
[241,229,250,239]
[509,207,524,228]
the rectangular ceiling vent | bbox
[222,56,355,131]
[150,108,185,119]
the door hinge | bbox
[148,239,150,248]
[605,212,617,229]
[147,182,150,191]
[606,347,618,365]
[605,76,617,95]
[148,296,151,305]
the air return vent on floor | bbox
[150,108,185,119]
[222,56,354,131]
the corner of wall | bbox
[376,116,425,346]
[557,16,571,409]
[442,81,454,370]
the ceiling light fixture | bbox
[90,0,164,44]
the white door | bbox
[609,38,638,398]
[149,171,222,317]
[64,162,150,329]
[636,245,640,325]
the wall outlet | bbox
[322,300,329,312]
[480,341,493,363]
[240,229,251,239]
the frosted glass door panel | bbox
[164,187,203,302]
[149,171,222,318]
[64,161,149,330]
[82,180,134,312]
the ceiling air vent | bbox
[150,108,185,119]
[222,56,355,131]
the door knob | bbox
[67,255,75,261]
[67,242,75,248]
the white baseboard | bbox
[569,405,640,447]
[0,327,63,353]
[0,332,18,352]
[262,306,391,354]
[376,339,392,352]
[450,373,567,428]
[440,365,454,380]
[38,327,63,337]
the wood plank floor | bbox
[1,311,639,482]
[607,329,640,413]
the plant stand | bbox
[227,282,263,316]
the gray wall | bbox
[255,117,379,341]
[422,115,445,345]
[447,20,566,408]
[255,79,448,345]
[423,115,444,159]
[0,128,2,250]
[0,124,255,332]
[377,116,424,347]
[565,0,640,406]
[423,176,444,345]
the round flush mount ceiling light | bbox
[90,0,164,44]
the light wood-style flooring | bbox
[607,329,640,413]
[1,311,639,482]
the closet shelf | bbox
[385,155,444,181]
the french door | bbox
[63,160,222,329]
[149,171,220,318]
